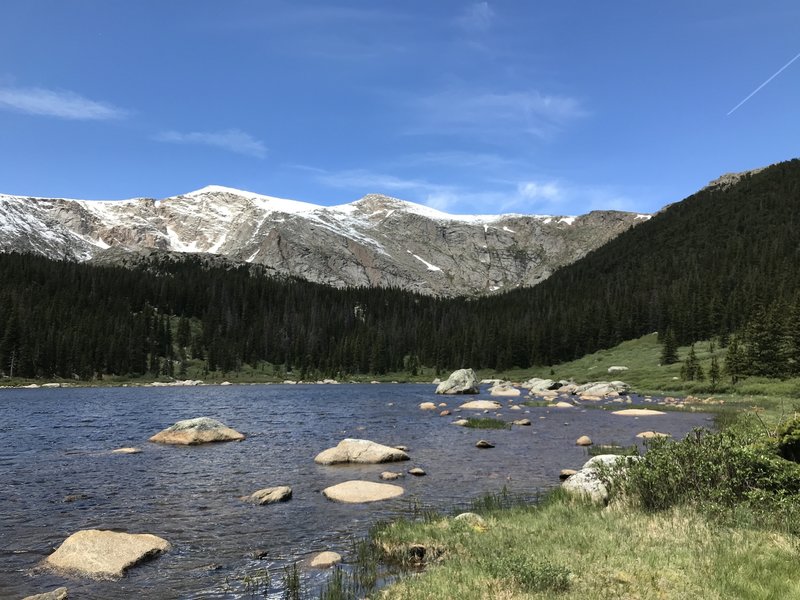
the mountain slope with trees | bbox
[1,159,798,381]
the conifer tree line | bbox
[0,159,799,380]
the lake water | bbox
[0,384,712,599]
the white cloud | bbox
[154,129,267,158]
[518,180,562,201]
[411,89,587,139]
[456,2,495,32]
[0,86,128,120]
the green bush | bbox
[776,416,800,462]
[623,425,800,517]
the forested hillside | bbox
[1,159,799,380]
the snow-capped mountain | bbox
[0,185,649,296]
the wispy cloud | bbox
[456,2,495,32]
[154,129,267,158]
[411,89,587,139]
[517,180,562,202]
[303,165,638,216]
[0,86,128,120]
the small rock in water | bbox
[452,419,469,426]
[419,402,437,411]
[408,467,426,476]
[475,440,495,449]
[310,551,342,568]
[559,469,578,480]
[380,471,404,480]
[512,419,531,426]
[322,480,404,503]
[241,486,293,505]
[439,410,451,416]
[111,447,142,454]
[636,430,670,439]
[62,493,90,503]
[22,587,68,600]
[576,435,593,446]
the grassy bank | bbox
[368,416,800,599]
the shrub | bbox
[776,416,800,462]
[623,426,800,514]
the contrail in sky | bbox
[727,50,800,116]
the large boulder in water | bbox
[322,480,404,503]
[435,369,480,394]
[314,439,409,465]
[22,588,68,600]
[45,529,170,579]
[149,417,245,445]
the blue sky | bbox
[1,1,798,215]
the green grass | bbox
[463,417,511,430]
[374,492,800,600]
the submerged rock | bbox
[242,486,293,505]
[45,529,170,579]
[475,440,495,449]
[322,480,404,503]
[148,417,245,445]
[314,439,410,465]
[435,369,480,395]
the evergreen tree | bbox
[660,329,679,365]
[724,335,746,385]
[709,355,721,390]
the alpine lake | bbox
[0,383,711,599]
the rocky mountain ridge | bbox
[0,185,649,296]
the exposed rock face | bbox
[45,530,170,579]
[242,486,293,505]
[149,417,245,445]
[314,439,409,465]
[436,369,480,394]
[322,480,404,503]
[459,400,502,410]
[0,187,647,297]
